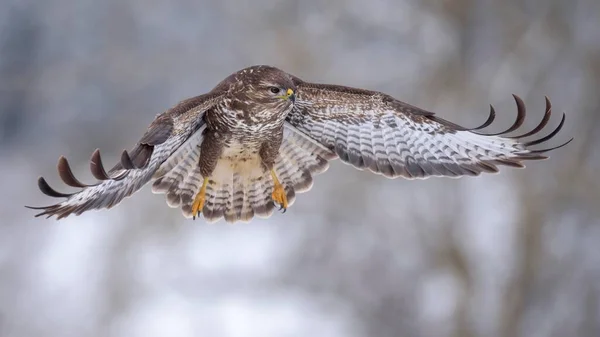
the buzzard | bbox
[27,65,572,223]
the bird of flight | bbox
[27,65,572,223]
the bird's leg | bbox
[270,169,288,211]
[259,131,286,212]
[191,177,209,220]
[192,130,223,220]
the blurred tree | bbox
[1,0,598,337]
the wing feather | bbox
[27,92,224,219]
[286,78,571,179]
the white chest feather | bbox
[212,140,265,183]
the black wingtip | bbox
[25,204,48,211]
[510,96,553,139]
[37,176,73,198]
[524,112,567,147]
[57,156,95,188]
[471,104,496,130]
[24,204,58,219]
[120,150,137,170]
[527,137,574,154]
[476,94,526,136]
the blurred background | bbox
[1,0,599,336]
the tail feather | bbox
[202,181,227,222]
[276,141,312,193]
[178,167,204,217]
[248,175,275,219]
[273,154,298,207]
[152,125,336,223]
[152,140,202,199]
[154,127,204,178]
[238,174,255,221]
[152,129,204,210]
[220,182,232,220]
[225,173,246,222]
[164,157,195,208]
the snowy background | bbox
[1,0,599,336]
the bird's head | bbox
[222,66,297,114]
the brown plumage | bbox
[27,65,572,222]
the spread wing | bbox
[27,92,224,219]
[285,79,572,179]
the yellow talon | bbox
[191,177,209,220]
[270,170,288,210]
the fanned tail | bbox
[153,124,336,223]
[199,174,276,223]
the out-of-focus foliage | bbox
[1,0,598,336]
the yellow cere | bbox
[286,88,294,97]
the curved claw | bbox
[275,203,287,214]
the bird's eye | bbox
[269,87,280,94]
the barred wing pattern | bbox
[27,93,224,219]
[287,81,571,179]
[27,65,573,222]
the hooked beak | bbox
[279,88,295,102]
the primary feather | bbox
[27,92,223,219]
[287,79,571,179]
